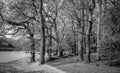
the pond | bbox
[0,51,30,63]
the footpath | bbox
[14,62,67,73]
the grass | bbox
[1,53,120,73]
[0,64,22,73]
[46,55,120,73]
[0,64,48,73]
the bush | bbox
[101,36,120,60]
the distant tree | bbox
[44,0,66,57]
[63,0,85,61]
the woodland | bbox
[0,0,120,67]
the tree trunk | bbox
[97,0,102,60]
[58,49,64,57]
[27,25,35,62]
[84,0,95,64]
[74,46,77,55]
[48,48,52,59]
[72,47,74,55]
[39,0,45,65]
[48,27,52,60]
[79,0,85,61]
[78,26,84,61]
[85,32,91,63]
[75,43,78,55]
[85,10,93,63]
[85,20,92,63]
[54,22,62,57]
[30,33,36,62]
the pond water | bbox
[0,51,30,63]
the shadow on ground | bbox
[107,60,120,67]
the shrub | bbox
[101,36,120,60]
